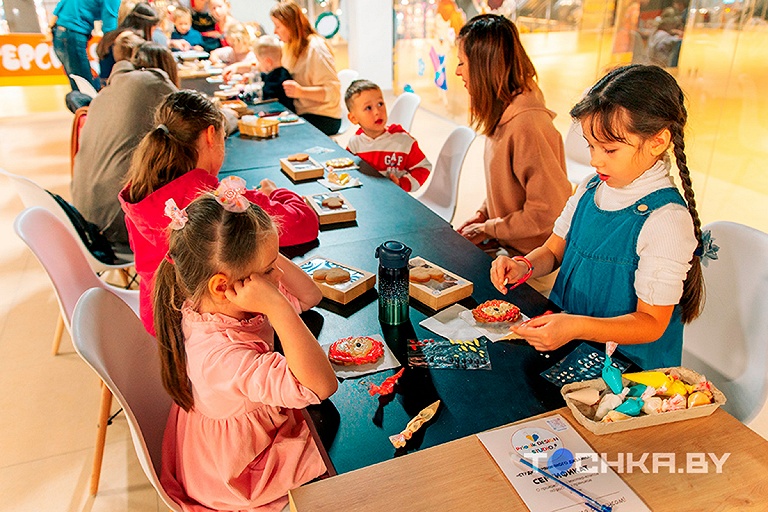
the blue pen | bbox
[518,457,612,512]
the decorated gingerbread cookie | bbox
[471,299,521,323]
[328,336,384,366]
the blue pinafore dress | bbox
[550,176,688,370]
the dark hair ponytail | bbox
[570,64,704,322]
[126,90,225,203]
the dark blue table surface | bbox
[222,104,569,475]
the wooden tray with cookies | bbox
[299,257,375,304]
[280,153,325,181]
[304,192,356,225]
[408,257,473,310]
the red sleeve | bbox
[399,139,431,192]
[244,189,319,246]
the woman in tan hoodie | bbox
[455,15,571,258]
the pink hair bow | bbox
[164,198,188,230]
[214,176,250,213]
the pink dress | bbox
[161,286,326,511]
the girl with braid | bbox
[490,65,704,370]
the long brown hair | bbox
[126,90,224,203]
[270,0,318,64]
[570,64,704,323]
[131,41,180,87]
[457,14,537,137]
[154,195,276,411]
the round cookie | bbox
[409,268,432,283]
[427,267,445,282]
[322,196,343,209]
[471,300,521,323]
[325,268,351,284]
[328,336,384,366]
[313,269,330,281]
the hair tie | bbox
[164,252,175,265]
[156,123,169,135]
[213,176,251,213]
[164,198,188,230]
[696,229,719,267]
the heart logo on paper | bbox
[526,434,539,443]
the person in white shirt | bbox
[490,64,706,371]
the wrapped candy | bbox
[688,391,713,407]
[389,400,440,448]
[662,394,687,412]
[602,342,624,394]
[601,410,632,423]
[594,389,628,421]
[642,396,664,415]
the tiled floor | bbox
[1,83,766,511]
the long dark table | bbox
[220,106,576,475]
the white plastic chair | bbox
[564,121,594,186]
[682,221,768,424]
[72,288,181,510]
[388,91,421,132]
[336,68,359,135]
[14,207,141,494]
[413,126,475,223]
[0,168,134,274]
[70,74,99,98]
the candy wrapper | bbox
[389,400,440,448]
[541,343,630,387]
[407,338,491,370]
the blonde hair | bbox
[225,23,251,48]
[154,195,276,411]
[172,6,192,22]
[254,34,282,62]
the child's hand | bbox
[169,39,192,51]
[225,273,284,316]
[511,312,575,352]
[258,179,277,196]
[282,80,302,99]
[388,173,400,186]
[490,255,528,294]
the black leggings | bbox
[302,113,342,136]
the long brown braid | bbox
[570,64,704,322]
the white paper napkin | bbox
[321,334,401,379]
[418,304,484,341]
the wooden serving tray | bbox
[298,257,375,304]
[408,257,473,310]
[304,192,356,225]
[280,156,325,181]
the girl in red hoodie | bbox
[120,90,318,335]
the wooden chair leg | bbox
[90,382,113,496]
[52,313,64,356]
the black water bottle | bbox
[375,240,412,325]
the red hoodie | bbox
[119,169,319,335]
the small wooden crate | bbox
[239,118,279,138]
[561,366,727,435]
[298,257,375,304]
[304,192,356,224]
[280,156,325,181]
[408,257,473,310]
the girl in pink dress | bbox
[154,188,338,511]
